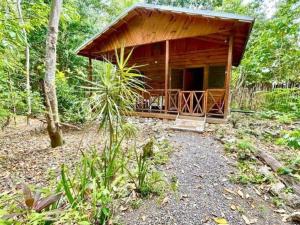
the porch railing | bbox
[135,88,225,117]
[179,91,206,116]
[206,89,226,116]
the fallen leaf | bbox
[223,194,233,200]
[214,217,228,224]
[242,215,251,224]
[161,196,169,205]
[141,215,146,221]
[254,188,262,196]
[242,215,257,224]
[274,209,286,214]
[224,188,236,195]
[237,189,244,199]
[120,205,128,211]
[230,204,236,210]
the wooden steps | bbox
[170,115,206,133]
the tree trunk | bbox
[16,0,31,125]
[44,0,63,148]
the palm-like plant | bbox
[81,47,145,189]
[84,47,144,143]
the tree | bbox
[16,0,31,124]
[44,0,64,148]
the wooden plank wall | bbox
[88,10,235,54]
[126,37,228,89]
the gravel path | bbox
[122,131,289,225]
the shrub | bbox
[56,71,88,124]
[258,88,300,119]
[276,129,300,149]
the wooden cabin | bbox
[77,3,254,122]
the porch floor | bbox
[130,111,227,124]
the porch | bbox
[135,89,226,118]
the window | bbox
[208,66,226,88]
[170,69,184,89]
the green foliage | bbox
[232,0,300,86]
[153,139,173,165]
[0,0,134,125]
[0,185,61,225]
[59,150,112,224]
[232,161,273,185]
[128,144,151,196]
[121,122,138,139]
[84,48,144,133]
[258,89,300,119]
[126,140,168,197]
[276,129,300,149]
[223,136,256,161]
[56,71,87,123]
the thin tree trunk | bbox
[44,0,63,148]
[8,73,16,126]
[16,0,31,125]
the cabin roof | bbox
[76,3,254,66]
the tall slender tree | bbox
[44,0,64,148]
[16,0,31,125]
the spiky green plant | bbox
[81,47,145,189]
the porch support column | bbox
[164,40,169,114]
[88,58,93,82]
[87,58,93,96]
[224,34,233,118]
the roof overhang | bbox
[76,3,254,66]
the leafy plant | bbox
[131,144,150,196]
[276,129,300,149]
[126,140,167,197]
[0,184,61,224]
[59,150,113,224]
[236,139,256,161]
[153,139,173,165]
[232,161,273,185]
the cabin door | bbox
[184,68,204,91]
[180,67,205,116]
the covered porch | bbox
[136,88,225,117]
[126,35,234,120]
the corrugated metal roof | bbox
[76,3,254,54]
[138,3,254,21]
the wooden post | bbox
[87,58,93,96]
[224,35,233,118]
[164,40,169,113]
[204,65,209,115]
[88,58,93,82]
[204,65,208,90]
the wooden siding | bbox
[78,7,252,66]
[123,38,229,89]
[87,11,234,53]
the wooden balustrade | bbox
[135,88,225,117]
[179,91,205,116]
[206,89,225,116]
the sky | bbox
[243,0,280,18]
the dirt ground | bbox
[0,117,101,191]
[0,117,295,224]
